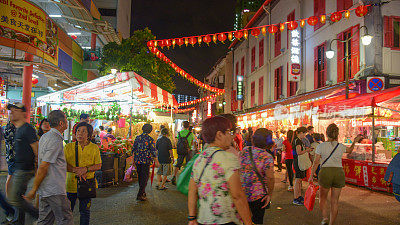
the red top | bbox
[283,139,293,159]
[234,133,243,151]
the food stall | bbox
[314,86,400,192]
[37,71,178,186]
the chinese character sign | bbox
[289,29,301,82]
[0,0,58,58]
[236,75,244,101]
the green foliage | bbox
[99,28,176,93]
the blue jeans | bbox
[8,170,39,224]
[67,193,91,225]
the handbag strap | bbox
[321,143,340,166]
[75,142,79,167]
[197,150,222,183]
[249,147,268,195]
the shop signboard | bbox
[0,0,58,58]
[367,77,385,93]
[288,29,301,82]
[236,75,244,100]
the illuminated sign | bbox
[289,29,301,82]
[207,101,212,118]
[236,75,244,100]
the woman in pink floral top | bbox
[188,116,253,225]
[239,128,275,225]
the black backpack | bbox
[176,131,191,155]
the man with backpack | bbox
[171,121,194,185]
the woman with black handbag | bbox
[65,122,102,225]
[239,128,275,225]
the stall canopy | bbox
[318,86,400,114]
[37,71,178,107]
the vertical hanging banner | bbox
[237,75,244,101]
[289,29,301,82]
[0,0,58,58]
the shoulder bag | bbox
[297,139,312,171]
[75,142,97,198]
[249,147,271,209]
[321,143,340,166]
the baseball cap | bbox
[7,103,26,112]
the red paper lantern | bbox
[288,21,298,30]
[165,39,171,48]
[185,38,189,46]
[147,41,154,47]
[320,15,326,24]
[234,31,243,39]
[243,30,248,39]
[300,19,306,28]
[330,12,342,22]
[344,10,350,19]
[268,25,278,34]
[213,34,218,43]
[218,33,227,43]
[71,35,77,40]
[308,16,319,26]
[172,39,176,48]
[32,78,38,85]
[279,23,285,32]
[150,47,157,54]
[197,36,202,45]
[261,27,267,36]
[189,37,197,46]
[177,38,184,46]
[158,40,164,48]
[228,32,233,41]
[355,5,368,17]
[203,35,212,45]
[251,28,261,38]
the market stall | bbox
[314,86,400,192]
[37,71,178,186]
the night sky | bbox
[132,0,236,97]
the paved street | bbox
[0,171,399,225]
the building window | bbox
[274,30,281,57]
[314,42,327,89]
[274,67,283,101]
[337,0,352,11]
[258,76,263,105]
[314,0,325,31]
[259,39,264,67]
[251,46,256,72]
[287,63,298,97]
[241,56,245,75]
[251,81,255,107]
[337,25,360,82]
[287,10,295,49]
[384,16,400,49]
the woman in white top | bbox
[309,123,362,225]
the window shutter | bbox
[323,42,327,87]
[251,47,256,72]
[259,39,264,67]
[287,63,290,97]
[274,69,278,100]
[235,62,239,75]
[337,0,344,11]
[344,0,352,10]
[314,45,319,90]
[351,24,360,79]
[259,76,263,105]
[278,67,282,99]
[384,16,393,47]
[251,81,255,107]
[337,32,345,82]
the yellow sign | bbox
[0,0,46,43]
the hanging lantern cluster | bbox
[148,4,371,50]
[178,92,224,108]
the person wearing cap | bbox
[72,114,90,142]
[132,123,160,201]
[6,103,39,222]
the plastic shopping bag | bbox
[123,165,135,182]
[304,182,319,211]
[177,153,200,195]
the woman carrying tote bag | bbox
[309,123,362,225]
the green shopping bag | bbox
[177,153,199,195]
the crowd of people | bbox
[0,103,104,225]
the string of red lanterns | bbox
[158,106,195,113]
[149,4,370,108]
[148,5,369,49]
[178,92,223,107]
